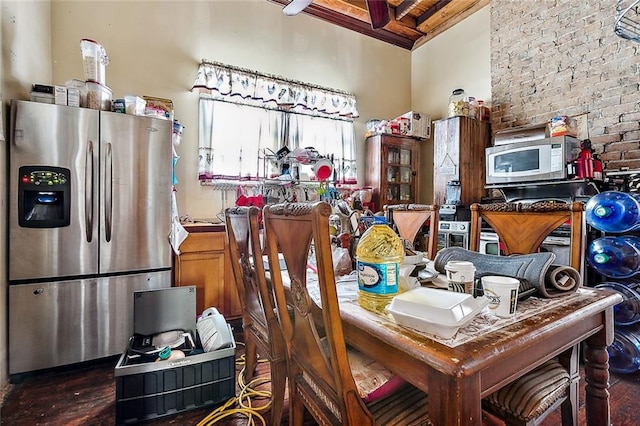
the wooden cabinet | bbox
[174,225,242,320]
[433,116,491,206]
[365,134,420,211]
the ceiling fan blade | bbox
[365,0,390,29]
[283,0,314,16]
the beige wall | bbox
[1,0,52,392]
[50,0,412,219]
[411,6,491,203]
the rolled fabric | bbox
[433,247,560,299]
[542,265,581,297]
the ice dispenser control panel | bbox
[18,166,71,228]
[21,169,68,186]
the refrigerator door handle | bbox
[105,142,113,242]
[85,140,94,242]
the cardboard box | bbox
[114,286,236,425]
[54,86,68,105]
[29,92,54,104]
[397,111,431,139]
[67,88,80,107]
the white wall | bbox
[0,0,52,392]
[50,0,412,219]
[411,6,491,203]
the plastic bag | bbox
[332,245,352,276]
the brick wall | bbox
[490,0,640,171]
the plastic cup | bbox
[445,260,476,294]
[481,276,520,317]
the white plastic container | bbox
[124,95,146,115]
[81,81,112,110]
[388,287,489,338]
[80,38,109,85]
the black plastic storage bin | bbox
[114,341,236,424]
[114,286,236,424]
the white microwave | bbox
[485,136,580,185]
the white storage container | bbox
[124,95,146,115]
[80,38,109,85]
[81,81,112,111]
[388,287,489,338]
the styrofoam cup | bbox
[445,261,476,294]
[481,275,520,317]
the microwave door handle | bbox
[85,140,94,242]
[105,142,113,242]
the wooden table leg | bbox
[584,309,615,426]
[427,372,482,426]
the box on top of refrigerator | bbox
[396,111,431,139]
[114,286,236,425]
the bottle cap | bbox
[594,205,613,218]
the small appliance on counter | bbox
[437,220,471,251]
[485,136,581,186]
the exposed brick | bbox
[623,150,640,160]
[606,121,640,134]
[491,0,640,171]
[607,159,640,171]
[591,134,622,145]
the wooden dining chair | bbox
[224,206,287,426]
[385,203,439,260]
[470,201,585,426]
[263,201,431,426]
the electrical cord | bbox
[197,343,273,426]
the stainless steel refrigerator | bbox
[8,100,173,375]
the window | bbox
[193,61,358,186]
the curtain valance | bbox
[191,60,359,119]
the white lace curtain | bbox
[193,60,358,184]
[192,60,359,119]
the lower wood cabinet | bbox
[174,225,242,320]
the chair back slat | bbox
[385,204,439,260]
[469,201,585,272]
[263,201,374,425]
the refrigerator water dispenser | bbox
[18,166,71,228]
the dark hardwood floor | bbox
[2,320,640,425]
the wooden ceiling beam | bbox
[395,0,428,20]
[269,0,417,49]
[413,0,489,49]
[268,0,489,51]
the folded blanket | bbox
[433,248,581,299]
[543,265,581,297]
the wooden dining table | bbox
[333,285,621,426]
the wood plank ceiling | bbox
[268,0,489,50]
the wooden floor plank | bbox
[2,322,639,425]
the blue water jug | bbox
[608,323,640,374]
[585,191,640,233]
[595,281,640,325]
[587,236,640,278]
